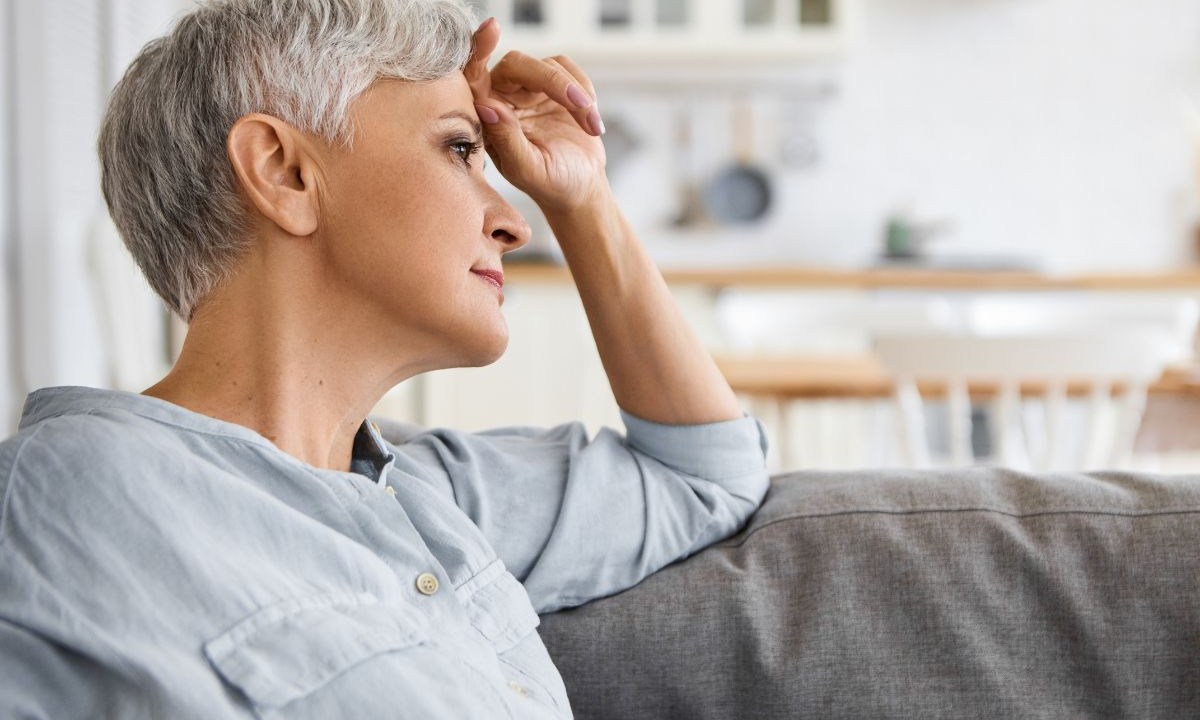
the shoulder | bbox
[0,410,193,541]
[2,409,179,481]
[383,419,598,485]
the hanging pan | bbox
[704,94,773,224]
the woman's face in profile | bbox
[316,72,530,371]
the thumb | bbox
[475,100,538,184]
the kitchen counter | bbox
[505,261,1200,290]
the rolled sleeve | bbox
[620,409,771,499]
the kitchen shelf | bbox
[469,0,851,66]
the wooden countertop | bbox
[505,262,1200,290]
[714,354,1200,400]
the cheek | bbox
[320,154,490,288]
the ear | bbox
[226,114,320,237]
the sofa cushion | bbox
[538,468,1200,719]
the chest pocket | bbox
[203,590,429,717]
[459,559,572,713]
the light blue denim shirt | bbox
[0,386,769,719]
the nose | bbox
[483,184,531,254]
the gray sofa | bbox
[538,468,1200,719]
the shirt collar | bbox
[20,386,396,484]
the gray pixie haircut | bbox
[98,0,478,320]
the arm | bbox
[544,190,741,424]
[389,410,769,614]
[466,21,740,425]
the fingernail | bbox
[567,84,592,110]
[586,108,605,136]
[482,16,497,30]
[476,104,499,124]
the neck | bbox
[143,249,416,473]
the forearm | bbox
[541,184,742,425]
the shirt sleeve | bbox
[388,409,770,614]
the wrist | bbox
[542,185,651,295]
[544,188,631,272]
[539,178,618,232]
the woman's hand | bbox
[465,18,608,215]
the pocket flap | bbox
[204,590,427,710]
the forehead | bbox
[354,73,474,127]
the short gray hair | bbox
[98,0,478,320]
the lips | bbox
[471,268,504,293]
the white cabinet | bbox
[378,284,623,434]
[467,0,850,65]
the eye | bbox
[449,138,483,167]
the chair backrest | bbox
[873,296,1199,471]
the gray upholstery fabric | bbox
[538,468,1200,719]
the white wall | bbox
[593,0,1200,273]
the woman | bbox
[0,1,768,717]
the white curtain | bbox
[5,0,187,428]
[1,0,19,434]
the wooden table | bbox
[713,354,1200,400]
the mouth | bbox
[470,268,504,295]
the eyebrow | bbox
[437,111,483,140]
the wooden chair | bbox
[874,298,1199,471]
[714,290,956,470]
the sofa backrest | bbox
[538,468,1200,719]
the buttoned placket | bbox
[349,422,546,716]
[358,423,447,602]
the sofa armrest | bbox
[538,468,1200,719]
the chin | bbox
[466,341,507,368]
[458,325,509,368]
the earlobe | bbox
[226,114,320,237]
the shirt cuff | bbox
[618,408,769,482]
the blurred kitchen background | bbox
[5,0,1200,473]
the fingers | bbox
[546,54,596,100]
[466,18,603,137]
[545,56,604,137]
[491,50,603,136]
[473,98,538,183]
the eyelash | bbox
[449,138,484,168]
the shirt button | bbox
[370,421,381,435]
[508,681,529,697]
[385,486,396,497]
[415,572,440,596]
